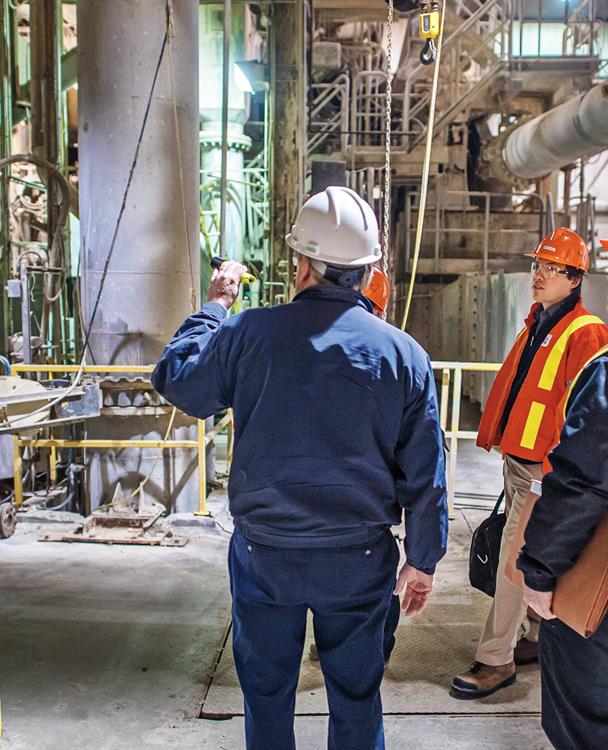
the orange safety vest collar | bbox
[477,299,607,462]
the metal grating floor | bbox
[200,510,540,718]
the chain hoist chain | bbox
[382,0,394,283]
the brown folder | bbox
[552,513,608,638]
[505,495,608,638]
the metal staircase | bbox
[402,0,511,151]
[306,1,602,170]
[307,73,349,156]
[343,0,512,161]
[562,0,598,57]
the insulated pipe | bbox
[219,0,231,258]
[502,82,608,181]
[199,5,249,270]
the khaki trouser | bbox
[475,455,543,666]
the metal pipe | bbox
[448,366,462,516]
[439,368,450,431]
[434,198,440,273]
[546,192,555,234]
[502,82,608,181]
[404,192,411,273]
[19,261,32,365]
[13,437,23,507]
[589,193,597,272]
[13,364,154,374]
[219,0,231,258]
[195,418,208,516]
[0,154,70,275]
[483,193,490,274]
[20,439,200,449]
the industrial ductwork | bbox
[489,82,608,185]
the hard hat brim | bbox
[285,233,382,267]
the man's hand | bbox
[523,584,556,620]
[208,260,248,310]
[394,562,434,617]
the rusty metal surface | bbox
[39,490,188,547]
[38,530,188,547]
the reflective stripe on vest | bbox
[521,401,546,450]
[537,315,605,391]
[519,315,604,450]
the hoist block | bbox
[419,11,440,40]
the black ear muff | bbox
[337,270,361,288]
[323,265,366,288]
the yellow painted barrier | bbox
[10,365,233,516]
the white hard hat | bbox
[285,186,382,267]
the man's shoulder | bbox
[363,315,431,369]
[221,305,274,329]
[566,305,608,343]
[567,301,606,326]
[577,350,608,383]
[567,353,608,416]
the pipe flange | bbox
[199,132,252,153]
[483,115,542,190]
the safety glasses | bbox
[530,261,569,280]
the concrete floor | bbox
[0,509,551,750]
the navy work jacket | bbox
[152,285,448,574]
[518,353,608,591]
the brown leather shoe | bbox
[514,637,539,665]
[450,661,516,699]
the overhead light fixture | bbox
[233,60,268,93]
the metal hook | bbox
[420,38,437,65]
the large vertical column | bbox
[78,0,199,365]
[78,0,200,511]
[269,0,306,303]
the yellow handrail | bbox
[12,364,154,374]
[10,364,233,516]
[431,361,500,513]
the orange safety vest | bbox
[477,299,608,462]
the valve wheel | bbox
[0,503,17,539]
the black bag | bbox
[469,491,506,597]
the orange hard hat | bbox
[363,266,390,314]
[524,227,589,273]
[600,239,608,250]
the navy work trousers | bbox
[383,595,401,662]
[228,527,399,750]
[539,614,608,750]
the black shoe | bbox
[514,637,539,665]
